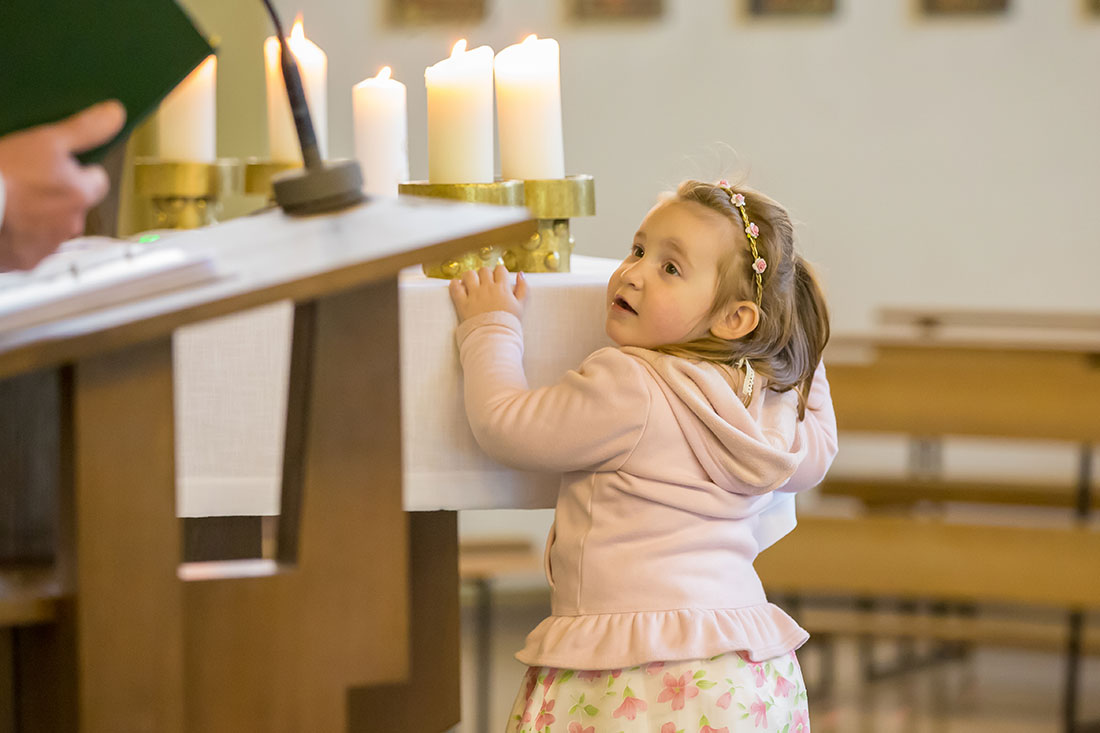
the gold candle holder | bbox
[398,180,526,278]
[134,158,242,230]
[243,158,302,201]
[399,175,595,278]
[515,175,595,274]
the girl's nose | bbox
[620,260,643,288]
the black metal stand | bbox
[470,578,493,733]
[1064,444,1096,733]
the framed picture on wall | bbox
[571,0,663,20]
[748,0,836,14]
[921,0,1008,13]
[389,0,485,24]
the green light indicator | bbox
[138,234,161,244]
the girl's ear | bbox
[710,301,760,341]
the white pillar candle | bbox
[157,54,217,162]
[494,35,564,181]
[264,15,328,164]
[352,66,409,197]
[425,39,495,184]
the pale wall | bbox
[184,0,1100,329]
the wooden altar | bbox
[0,197,534,732]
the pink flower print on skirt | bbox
[657,672,701,710]
[507,649,810,732]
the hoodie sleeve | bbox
[455,310,650,473]
[776,360,839,494]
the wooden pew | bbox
[818,311,1099,517]
[822,328,1100,442]
[757,516,1100,609]
[758,314,1100,731]
[458,539,543,733]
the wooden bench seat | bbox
[756,515,1100,609]
[795,606,1100,655]
[458,538,542,583]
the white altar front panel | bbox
[174,256,619,516]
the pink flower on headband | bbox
[746,222,760,238]
[732,193,746,207]
[753,257,767,274]
[717,179,730,188]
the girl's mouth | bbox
[613,296,637,315]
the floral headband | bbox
[717,180,766,307]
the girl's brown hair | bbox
[655,180,830,419]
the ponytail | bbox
[785,257,830,419]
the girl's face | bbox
[605,200,735,349]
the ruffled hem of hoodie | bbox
[515,603,809,670]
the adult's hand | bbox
[0,100,126,271]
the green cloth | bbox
[0,0,214,162]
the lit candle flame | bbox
[523,34,538,43]
[451,39,467,57]
[376,66,392,81]
[291,14,305,42]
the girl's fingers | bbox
[493,263,507,284]
[514,271,528,301]
[448,277,466,303]
[460,269,478,288]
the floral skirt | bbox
[506,650,810,733]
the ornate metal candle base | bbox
[399,175,595,278]
[515,176,595,273]
[398,181,524,278]
[134,158,241,230]
[243,158,302,201]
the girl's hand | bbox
[449,264,527,323]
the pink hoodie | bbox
[456,311,838,670]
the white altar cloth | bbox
[174,255,619,516]
[175,252,798,548]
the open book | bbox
[0,236,218,332]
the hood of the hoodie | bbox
[623,348,806,495]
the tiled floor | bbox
[458,591,1100,733]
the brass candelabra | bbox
[399,174,595,277]
[133,158,242,230]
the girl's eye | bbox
[664,262,680,276]
[631,244,644,257]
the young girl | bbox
[449,179,837,733]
